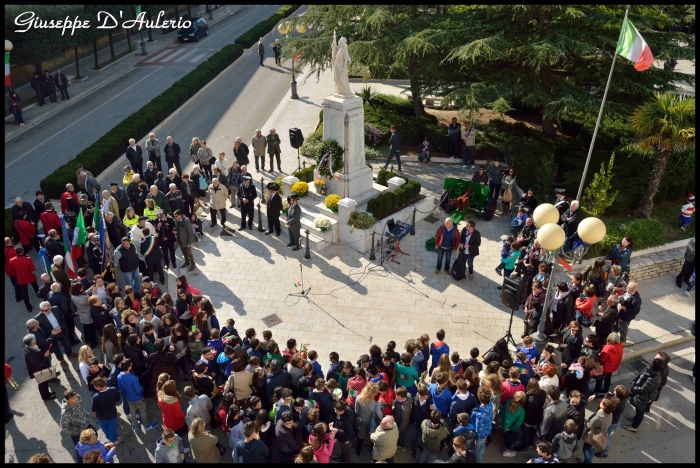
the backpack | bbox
[198,176,208,191]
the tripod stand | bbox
[501,308,518,350]
[288,263,311,302]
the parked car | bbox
[178,17,209,42]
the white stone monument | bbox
[323,32,374,200]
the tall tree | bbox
[279,5,459,117]
[630,92,695,218]
[439,5,694,137]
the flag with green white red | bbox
[616,17,654,72]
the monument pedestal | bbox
[322,95,374,200]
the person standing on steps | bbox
[30,71,46,106]
[383,125,402,173]
[54,69,70,101]
[43,70,58,103]
[459,220,481,281]
[462,121,476,169]
[266,129,282,173]
[448,117,462,159]
[258,38,265,66]
[164,136,183,176]
[251,129,267,172]
[238,176,257,231]
[265,183,283,236]
[126,139,144,177]
[286,194,302,251]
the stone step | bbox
[253,199,337,251]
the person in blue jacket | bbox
[429,329,450,373]
[605,236,633,276]
[117,358,159,433]
[75,428,116,463]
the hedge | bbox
[366,178,422,219]
[40,7,300,199]
[293,165,317,183]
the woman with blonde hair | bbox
[294,445,317,463]
[189,417,221,463]
[484,372,503,424]
[157,378,189,449]
[78,345,94,384]
[430,353,457,388]
[501,391,527,456]
[101,324,121,369]
[355,383,382,456]
[75,427,116,463]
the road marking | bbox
[144,48,175,63]
[159,48,188,61]
[5,67,164,170]
[175,49,201,63]
[205,5,266,41]
[189,52,208,63]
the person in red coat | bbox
[39,202,62,237]
[5,237,21,302]
[594,332,624,394]
[157,380,189,446]
[13,211,39,254]
[5,363,14,423]
[435,218,461,277]
[7,246,40,312]
[60,183,80,214]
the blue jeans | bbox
[418,449,439,463]
[410,422,423,451]
[384,151,401,171]
[398,430,407,447]
[466,254,475,274]
[601,422,618,456]
[474,437,487,463]
[118,390,131,417]
[98,417,118,442]
[406,384,417,398]
[436,247,453,271]
[678,215,692,228]
[582,441,596,463]
[122,269,141,294]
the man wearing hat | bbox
[140,227,165,285]
[238,175,257,230]
[155,208,177,269]
[78,194,95,230]
[110,182,130,220]
[114,237,141,294]
[554,188,569,226]
[208,177,229,228]
[472,166,489,185]
[265,183,283,236]
[286,194,302,251]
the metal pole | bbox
[304,229,311,259]
[576,4,631,201]
[410,207,416,235]
[257,203,265,232]
[531,250,557,354]
[139,30,148,56]
[260,177,265,203]
[291,56,298,99]
[303,161,306,169]
[369,231,376,260]
[208,5,214,20]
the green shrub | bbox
[376,169,390,186]
[385,191,398,210]
[394,187,407,206]
[5,209,17,242]
[365,146,388,160]
[587,218,667,258]
[349,211,377,230]
[299,125,323,156]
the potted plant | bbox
[281,197,289,213]
[325,194,342,212]
[314,216,332,232]
[291,181,309,197]
[313,178,326,194]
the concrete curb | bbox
[4,6,241,145]
[620,329,695,363]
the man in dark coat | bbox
[126,174,143,209]
[285,194,302,251]
[272,39,282,65]
[447,117,461,159]
[126,138,144,177]
[238,176,257,230]
[459,220,481,280]
[35,302,76,360]
[140,228,165,284]
[30,72,46,106]
[163,136,182,175]
[265,183,283,236]
[110,183,130,220]
[258,38,265,66]
[104,212,125,249]
[11,197,38,223]
[554,188,569,226]
[42,71,58,103]
[54,69,69,100]
[562,201,582,252]
[383,125,402,172]
[592,295,619,346]
[47,283,79,346]
[85,234,102,276]
[45,230,64,263]
[166,184,186,214]
[233,138,250,167]
[23,334,56,400]
[34,191,47,218]
[147,186,171,214]
[332,400,356,463]
[155,209,177,269]
[266,129,282,172]
[144,161,158,188]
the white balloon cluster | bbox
[533,203,606,251]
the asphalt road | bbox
[3,4,286,206]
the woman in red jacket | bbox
[6,246,39,312]
[13,211,38,253]
[594,332,624,394]
[39,202,62,237]
[157,378,190,449]
[574,284,597,327]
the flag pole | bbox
[576,4,632,202]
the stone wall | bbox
[627,247,686,282]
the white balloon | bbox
[578,217,606,245]
[537,223,566,251]
[532,203,560,227]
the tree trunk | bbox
[93,40,99,69]
[108,33,115,60]
[74,48,81,79]
[637,149,670,218]
[126,28,133,53]
[407,52,426,117]
[541,115,557,138]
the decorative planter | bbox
[297,192,307,198]
[329,207,338,213]
[282,209,288,214]
[319,227,328,232]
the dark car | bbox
[178,17,209,42]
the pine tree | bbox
[581,154,618,217]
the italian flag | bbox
[4,53,10,87]
[60,214,77,279]
[616,17,654,72]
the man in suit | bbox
[143,161,158,188]
[258,37,265,66]
[34,301,77,362]
[11,197,38,223]
[554,188,569,226]
[45,230,64,263]
[459,220,481,281]
[43,70,58,103]
[562,200,582,253]
[23,333,57,400]
[238,175,257,230]
[51,256,71,295]
[146,133,162,173]
[164,136,182,175]
[30,71,46,106]
[104,212,125,249]
[26,318,67,368]
[47,282,80,346]
[383,125,402,173]
[126,138,144,177]
[265,183,283,236]
[286,194,302,251]
[54,69,69,100]
[266,129,282,172]
[140,228,165,285]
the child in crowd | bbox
[220,319,238,339]
[378,353,396,386]
[429,329,450,373]
[495,237,515,276]
[678,193,695,231]
[207,329,224,356]
[513,351,534,386]
[461,347,483,374]
[187,329,205,365]
[527,440,559,464]
[551,419,577,463]
[386,341,400,363]
[519,336,539,365]
[86,358,111,394]
[307,350,323,377]
[77,268,91,291]
[260,330,272,352]
[392,386,413,450]
[451,351,464,378]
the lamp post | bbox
[279,22,306,99]
[529,204,606,353]
[5,40,13,93]
[135,5,148,56]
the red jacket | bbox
[61,191,79,214]
[575,295,597,319]
[599,342,624,373]
[7,255,37,285]
[4,246,17,276]
[375,388,396,415]
[5,363,11,386]
[158,395,185,430]
[13,219,36,246]
[435,225,460,251]
[40,211,62,237]
[500,379,525,406]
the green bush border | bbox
[367,178,422,220]
[39,5,300,200]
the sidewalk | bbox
[4,5,247,142]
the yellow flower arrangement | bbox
[325,194,342,211]
[313,179,325,186]
[291,181,309,196]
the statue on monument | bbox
[331,30,353,98]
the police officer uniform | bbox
[554,188,569,226]
[238,176,257,230]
